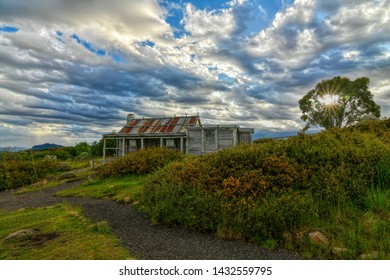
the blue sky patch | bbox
[188,0,230,11]
[0,25,19,33]
[218,73,235,84]
[140,40,155,48]
[56,31,65,43]
[109,50,126,63]
[71,34,106,56]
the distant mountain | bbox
[0,146,28,152]
[30,143,64,151]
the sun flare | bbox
[319,94,340,106]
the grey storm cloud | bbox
[0,0,389,147]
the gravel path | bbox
[0,180,302,260]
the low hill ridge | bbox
[31,143,64,151]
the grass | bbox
[0,203,132,259]
[288,195,390,259]
[56,174,149,205]
[65,159,92,170]
[363,187,390,214]
[15,161,96,195]
[15,180,65,195]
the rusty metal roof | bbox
[119,115,201,135]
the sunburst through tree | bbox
[299,76,380,131]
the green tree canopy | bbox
[299,76,381,131]
[75,141,91,157]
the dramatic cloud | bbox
[0,0,389,147]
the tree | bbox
[90,140,103,157]
[74,142,91,157]
[299,76,381,131]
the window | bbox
[240,134,250,144]
[129,140,137,147]
[166,139,175,147]
[205,130,215,145]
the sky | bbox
[0,0,389,147]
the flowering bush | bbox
[142,119,390,241]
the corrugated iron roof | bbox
[119,115,200,135]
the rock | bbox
[308,231,329,246]
[30,179,48,188]
[3,229,39,242]
[95,221,108,230]
[44,155,57,160]
[360,251,379,259]
[283,231,306,242]
[79,152,89,159]
[57,163,72,171]
[332,246,349,256]
[294,231,306,242]
[69,211,79,217]
[59,172,77,180]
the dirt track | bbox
[0,180,302,260]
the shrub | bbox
[359,157,390,214]
[218,189,317,241]
[282,128,390,201]
[142,157,221,232]
[375,156,390,190]
[142,120,390,245]
[98,147,184,178]
[143,154,317,239]
[0,158,58,190]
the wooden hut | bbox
[102,114,254,160]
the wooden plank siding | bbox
[187,126,254,155]
[187,129,203,155]
[217,128,235,150]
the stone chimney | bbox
[127,113,135,123]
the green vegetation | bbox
[299,76,381,131]
[2,119,390,259]
[57,174,148,204]
[52,119,390,259]
[0,204,131,259]
[139,119,390,259]
[15,165,95,195]
[0,154,58,190]
[0,142,99,191]
[97,147,184,178]
[15,180,65,195]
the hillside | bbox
[30,143,64,151]
[0,146,28,152]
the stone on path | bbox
[332,246,349,256]
[57,163,72,171]
[308,231,328,246]
[59,172,77,180]
[30,179,48,188]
